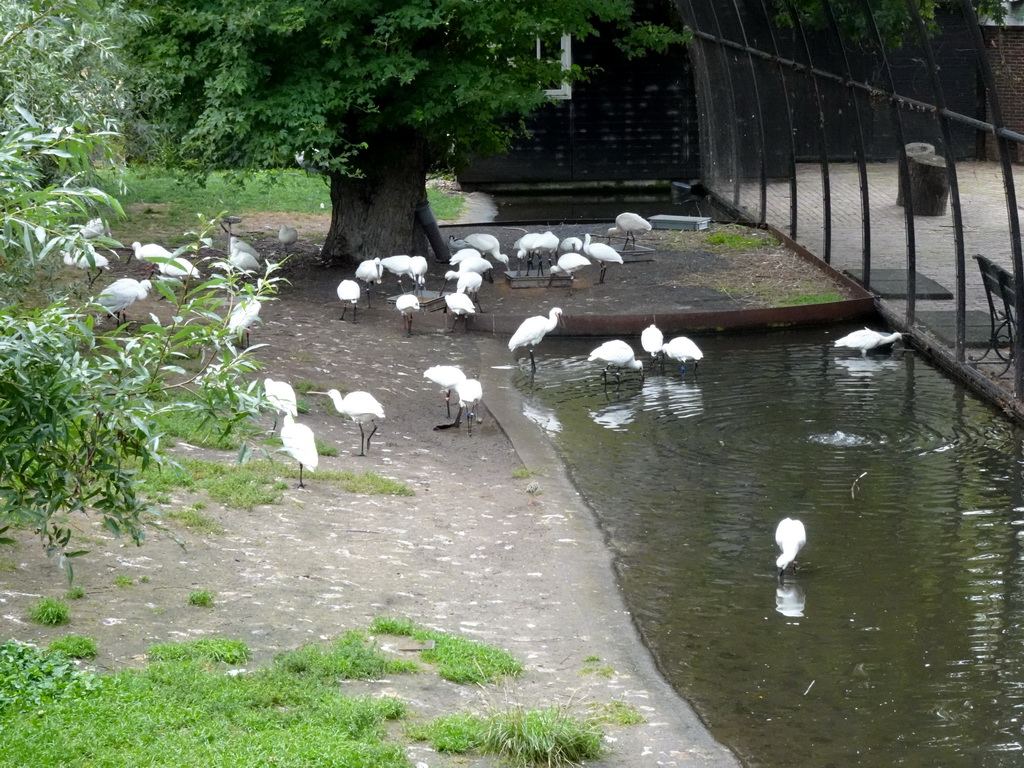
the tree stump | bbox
[907,153,949,217]
[896,142,936,206]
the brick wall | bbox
[982,26,1024,162]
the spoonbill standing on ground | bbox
[80,217,110,240]
[548,252,590,294]
[156,255,201,282]
[229,236,261,263]
[215,246,260,274]
[508,307,563,370]
[380,254,428,294]
[131,242,172,274]
[608,212,652,249]
[423,365,467,418]
[661,335,704,375]
[355,258,384,306]
[582,233,624,284]
[396,293,421,335]
[459,233,508,267]
[833,328,903,356]
[444,291,476,332]
[96,278,152,324]
[337,279,361,322]
[453,270,484,310]
[449,247,483,266]
[227,297,261,348]
[264,378,297,430]
[64,247,110,286]
[325,389,385,456]
[588,339,645,384]
[435,378,483,434]
[641,324,664,371]
[280,414,318,488]
[559,236,584,254]
[277,224,298,253]
[775,517,806,575]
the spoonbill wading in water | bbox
[508,307,563,370]
[775,517,806,577]
[833,328,903,356]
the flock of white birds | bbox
[70,213,905,568]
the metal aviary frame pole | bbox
[959,0,1024,396]
[903,0,967,361]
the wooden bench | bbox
[973,254,1017,372]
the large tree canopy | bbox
[123,0,681,265]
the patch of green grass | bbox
[705,230,776,249]
[580,661,614,678]
[141,457,414,509]
[187,590,216,607]
[407,712,487,753]
[588,699,646,726]
[778,292,842,306]
[0,640,100,714]
[96,167,461,245]
[315,438,339,457]
[292,380,321,395]
[147,638,251,665]
[370,617,522,684]
[114,574,134,588]
[165,505,225,535]
[275,630,418,681]
[47,635,98,661]
[0,658,409,766]
[511,467,536,479]
[64,586,85,600]
[582,654,601,663]
[27,598,70,626]
[0,557,15,572]
[482,706,604,767]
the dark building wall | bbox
[458,3,700,187]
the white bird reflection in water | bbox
[589,400,636,431]
[834,355,903,378]
[775,580,806,618]
[522,400,563,433]
[640,377,704,420]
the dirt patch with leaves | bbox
[0,215,849,767]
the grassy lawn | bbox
[95,168,464,243]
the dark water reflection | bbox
[510,327,1024,768]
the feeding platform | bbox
[608,243,657,263]
[649,214,711,231]
[386,290,446,311]
[504,270,573,289]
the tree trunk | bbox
[896,142,935,206]
[907,153,949,217]
[321,131,432,268]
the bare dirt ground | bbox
[0,212,851,767]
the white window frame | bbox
[538,34,572,100]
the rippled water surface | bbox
[511,327,1024,768]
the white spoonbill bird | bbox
[96,278,152,324]
[582,233,624,284]
[355,258,384,306]
[380,254,428,294]
[264,377,297,430]
[229,236,261,263]
[64,247,110,286]
[833,328,903,356]
[423,365,467,418]
[156,255,201,282]
[454,378,483,435]
[661,336,704,375]
[131,241,172,273]
[462,233,509,269]
[608,212,652,249]
[454,270,484,310]
[325,389,385,456]
[559,236,584,254]
[444,291,476,332]
[227,297,262,348]
[336,279,361,322]
[641,323,664,370]
[548,253,590,294]
[80,217,110,240]
[280,414,318,488]
[588,339,645,384]
[277,224,298,252]
[508,307,563,370]
[449,247,483,266]
[395,293,421,336]
[775,517,806,574]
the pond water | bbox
[511,326,1024,768]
